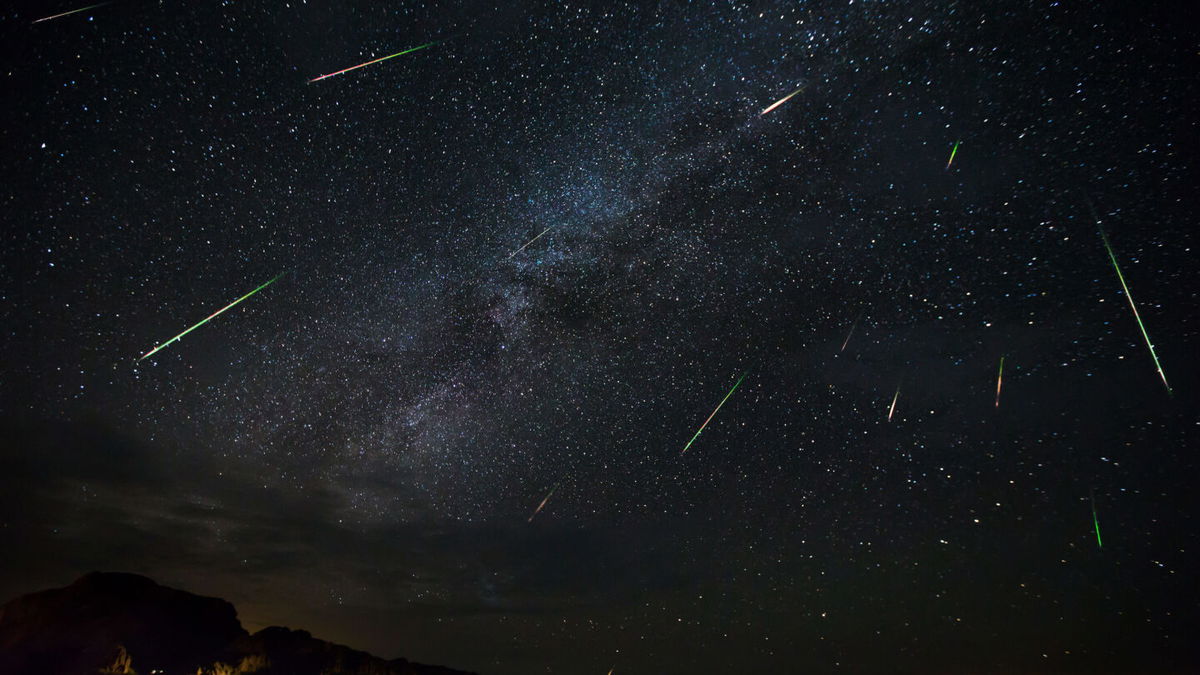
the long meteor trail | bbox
[760,86,805,116]
[994,356,1005,408]
[508,226,553,259]
[1090,490,1103,549]
[33,2,110,23]
[1098,227,1171,393]
[139,273,285,360]
[681,372,747,455]
[309,42,437,83]
[887,387,900,422]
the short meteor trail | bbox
[1090,490,1103,549]
[309,41,437,83]
[759,86,805,116]
[508,226,553,259]
[1098,227,1170,394]
[945,140,961,169]
[994,356,1005,408]
[32,2,110,23]
[840,313,862,353]
[139,273,285,361]
[528,483,560,522]
[680,372,747,455]
[887,387,900,422]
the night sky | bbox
[2,1,1198,673]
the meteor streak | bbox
[508,226,553,259]
[1090,490,1102,549]
[528,484,559,522]
[887,387,900,422]
[994,356,1005,408]
[309,42,437,83]
[681,372,747,455]
[1098,227,1171,393]
[840,313,862,352]
[759,86,805,116]
[139,273,285,360]
[32,2,110,23]
[945,140,960,169]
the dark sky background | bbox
[1,1,1198,673]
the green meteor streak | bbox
[680,372,747,455]
[139,273,285,360]
[1099,228,1171,394]
[945,140,960,169]
[1091,491,1102,549]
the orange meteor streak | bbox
[759,86,805,116]
[840,312,863,353]
[528,484,559,522]
[994,356,1004,408]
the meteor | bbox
[759,86,805,116]
[945,140,960,169]
[528,484,559,522]
[994,356,1004,408]
[139,273,285,361]
[309,41,437,83]
[887,387,900,422]
[1098,227,1171,393]
[508,226,553,259]
[1090,490,1102,549]
[840,312,862,353]
[680,372,747,455]
[32,2,110,23]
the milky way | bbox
[2,1,1197,673]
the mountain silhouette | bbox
[0,572,477,675]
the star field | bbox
[1,1,1198,673]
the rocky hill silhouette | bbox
[0,572,476,675]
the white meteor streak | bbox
[509,226,553,259]
[33,2,110,23]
